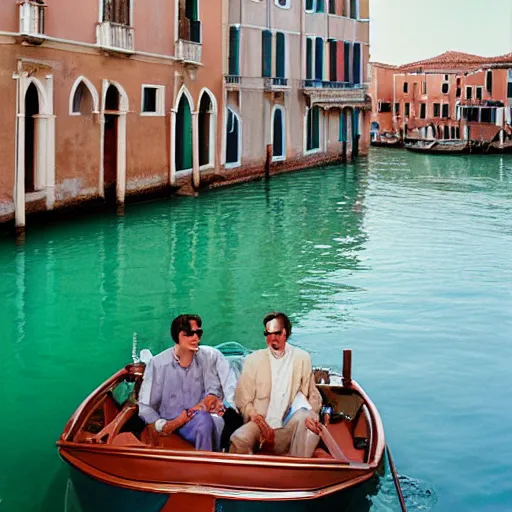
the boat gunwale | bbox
[59,449,377,501]
[58,365,385,477]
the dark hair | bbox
[170,314,202,343]
[263,312,292,338]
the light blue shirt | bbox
[138,347,222,425]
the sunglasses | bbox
[264,329,283,337]
[183,329,203,338]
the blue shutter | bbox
[315,37,324,81]
[352,108,359,136]
[262,30,272,78]
[339,110,347,142]
[344,41,351,84]
[229,26,240,76]
[352,42,361,85]
[306,38,313,80]
[316,0,325,12]
[275,32,285,78]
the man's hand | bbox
[161,410,190,435]
[305,416,321,435]
[251,414,275,450]
[202,394,219,412]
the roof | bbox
[371,51,512,74]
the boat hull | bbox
[66,464,382,512]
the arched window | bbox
[176,95,193,171]
[226,107,241,167]
[199,91,216,168]
[272,106,286,160]
[306,106,321,152]
[72,82,94,115]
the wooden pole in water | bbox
[386,445,408,512]
[342,349,352,386]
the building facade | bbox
[370,52,512,145]
[0,0,224,230]
[0,0,371,231]
[224,0,371,178]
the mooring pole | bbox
[342,349,352,386]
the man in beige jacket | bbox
[230,312,322,457]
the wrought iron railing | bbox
[301,80,363,89]
[225,75,242,85]
[264,77,289,88]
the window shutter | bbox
[486,70,493,94]
[275,32,286,78]
[352,43,361,84]
[229,26,240,76]
[339,110,347,142]
[352,108,359,136]
[306,0,314,10]
[344,41,351,83]
[186,0,198,21]
[306,38,313,80]
[315,37,324,81]
[262,30,273,78]
[329,40,337,82]
[316,0,325,12]
[273,109,284,157]
[312,107,320,149]
[336,41,344,82]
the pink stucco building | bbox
[370,51,512,144]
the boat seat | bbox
[322,421,366,463]
[111,432,146,447]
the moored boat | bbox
[404,139,471,154]
[57,348,385,512]
[371,133,403,148]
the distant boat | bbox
[371,133,402,148]
[404,139,471,155]
[57,348,385,512]
[486,139,512,154]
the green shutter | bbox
[185,0,198,20]
[262,30,272,78]
[352,108,359,136]
[339,110,347,142]
[306,38,313,80]
[275,32,285,78]
[315,37,323,80]
[312,106,320,149]
[229,26,240,76]
[273,109,284,157]
[306,0,314,10]
[176,96,193,171]
[316,0,325,12]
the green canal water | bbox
[1,149,511,511]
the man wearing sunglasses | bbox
[229,312,322,457]
[138,314,225,451]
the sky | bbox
[370,0,512,65]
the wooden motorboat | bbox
[57,349,385,512]
[404,139,471,154]
[487,139,512,154]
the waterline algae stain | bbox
[1,149,511,511]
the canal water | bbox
[1,149,511,512]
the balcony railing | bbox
[301,80,363,89]
[264,77,289,90]
[225,75,242,85]
[96,22,134,52]
[175,39,202,64]
[19,1,46,36]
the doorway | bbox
[25,83,39,193]
[103,85,119,204]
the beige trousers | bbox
[229,409,320,457]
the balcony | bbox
[175,39,202,64]
[225,75,242,90]
[19,0,46,42]
[96,22,134,52]
[301,80,370,108]
[264,77,290,91]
